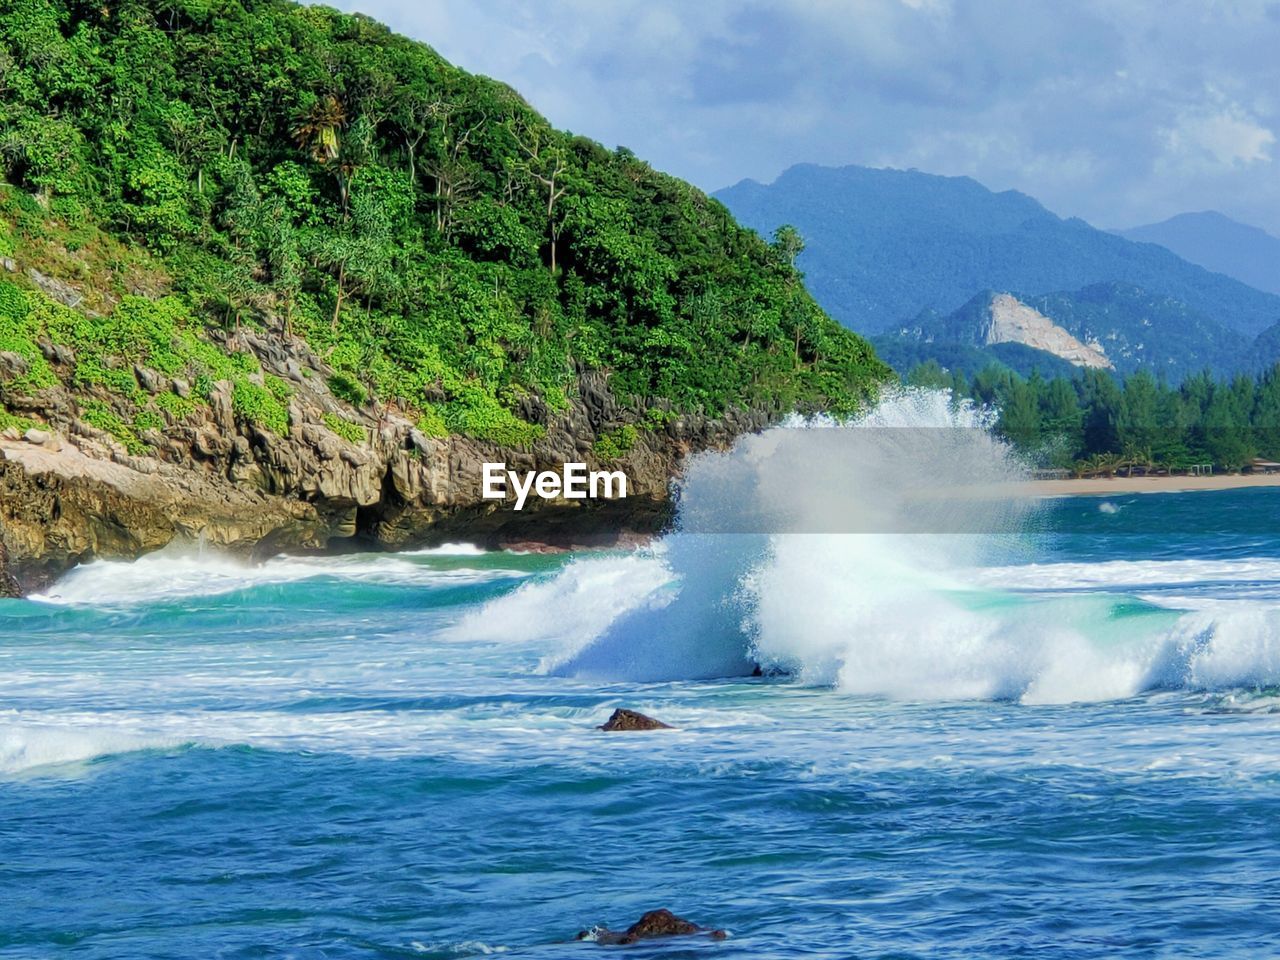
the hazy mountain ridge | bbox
[715,165,1280,339]
[1117,211,1280,297]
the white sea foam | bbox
[445,551,674,666]
[403,542,488,556]
[30,548,523,606]
[976,558,1280,593]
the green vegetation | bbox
[322,411,366,444]
[154,390,198,420]
[909,360,1280,474]
[0,281,57,393]
[0,409,35,433]
[0,274,298,439]
[593,424,639,461]
[0,0,887,447]
[416,406,448,439]
[78,397,147,454]
[232,379,290,436]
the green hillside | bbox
[0,0,886,448]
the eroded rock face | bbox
[984,293,1113,369]
[577,909,727,945]
[598,708,672,731]
[0,326,772,592]
[0,539,19,598]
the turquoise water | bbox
[4,487,1280,958]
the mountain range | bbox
[715,164,1280,379]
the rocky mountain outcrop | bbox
[0,326,770,595]
[984,293,1113,369]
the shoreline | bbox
[1021,473,1280,497]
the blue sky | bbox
[331,0,1280,234]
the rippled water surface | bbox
[4,485,1280,958]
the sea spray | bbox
[463,389,1038,683]
[461,388,1280,702]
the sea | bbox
[3,392,1279,958]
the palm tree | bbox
[291,95,346,165]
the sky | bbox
[330,0,1280,234]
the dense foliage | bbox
[0,0,886,447]
[907,360,1280,474]
[716,164,1280,339]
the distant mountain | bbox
[714,164,1280,337]
[1117,211,1280,297]
[880,283,1253,380]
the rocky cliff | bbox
[0,324,767,595]
[984,294,1113,369]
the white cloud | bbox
[325,0,1280,233]
[1164,103,1275,167]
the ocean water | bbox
[4,396,1280,958]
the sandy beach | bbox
[1024,473,1280,497]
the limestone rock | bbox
[0,352,29,379]
[0,539,20,598]
[0,320,772,593]
[26,267,83,310]
[134,365,165,393]
[983,293,1113,370]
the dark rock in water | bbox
[577,908,726,945]
[598,708,672,731]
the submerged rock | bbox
[577,908,726,945]
[598,708,672,731]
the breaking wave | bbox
[460,389,1280,703]
[0,722,182,775]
